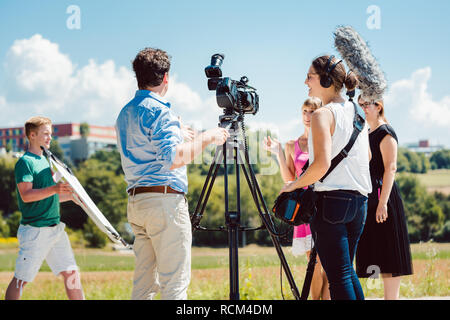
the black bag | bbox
[272,186,317,225]
[272,98,365,226]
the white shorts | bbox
[14,222,78,283]
[291,234,314,257]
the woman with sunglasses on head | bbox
[264,97,330,300]
[280,55,372,300]
[355,96,413,300]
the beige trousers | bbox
[127,192,192,300]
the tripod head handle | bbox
[219,114,239,129]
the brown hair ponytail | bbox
[344,71,358,93]
[312,55,358,93]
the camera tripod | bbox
[190,114,318,300]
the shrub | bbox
[0,216,10,237]
[83,219,107,248]
[6,211,21,237]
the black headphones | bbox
[320,55,343,88]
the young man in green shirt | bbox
[4,116,85,300]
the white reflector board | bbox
[43,148,129,248]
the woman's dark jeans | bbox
[310,190,368,300]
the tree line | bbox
[0,133,449,247]
[398,148,450,173]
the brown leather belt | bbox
[128,186,184,196]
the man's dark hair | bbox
[132,48,171,89]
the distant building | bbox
[405,139,445,156]
[418,140,429,148]
[0,123,117,164]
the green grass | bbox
[0,251,135,272]
[0,243,448,272]
[414,169,450,188]
[0,247,307,272]
[0,243,448,299]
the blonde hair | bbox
[357,95,388,123]
[25,116,52,139]
[302,97,322,111]
[375,100,388,123]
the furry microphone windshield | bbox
[334,25,387,102]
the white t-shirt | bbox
[308,101,372,196]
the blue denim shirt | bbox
[115,90,187,193]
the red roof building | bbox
[0,123,117,163]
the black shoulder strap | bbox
[318,100,365,183]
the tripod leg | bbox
[237,151,301,300]
[193,146,223,215]
[227,211,240,300]
[225,141,240,300]
[300,245,317,300]
[190,139,241,300]
[191,148,223,231]
[232,142,243,300]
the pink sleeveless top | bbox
[293,139,309,178]
[292,139,312,240]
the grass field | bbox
[0,242,448,300]
[412,169,450,194]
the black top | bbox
[356,123,413,278]
[369,124,398,185]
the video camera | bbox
[205,54,259,115]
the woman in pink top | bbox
[264,97,330,300]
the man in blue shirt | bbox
[116,48,229,300]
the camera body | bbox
[205,54,259,115]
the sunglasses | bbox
[306,72,318,81]
[359,101,379,108]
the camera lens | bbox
[211,54,224,67]
[205,54,225,78]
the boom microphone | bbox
[334,25,387,102]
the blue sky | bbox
[1,0,449,147]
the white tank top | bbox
[308,101,372,196]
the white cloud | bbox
[0,34,302,141]
[247,118,303,143]
[0,34,224,129]
[0,34,136,126]
[381,67,450,146]
[385,67,450,128]
[70,59,136,121]
[165,75,222,130]
[1,35,448,147]
[166,76,204,112]
[4,34,74,104]
[248,67,450,147]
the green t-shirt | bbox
[15,151,60,227]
